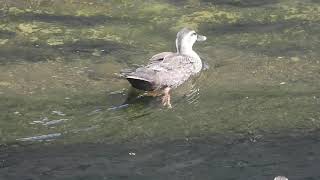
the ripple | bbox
[185,88,201,105]
[69,126,99,134]
[16,133,62,142]
[30,117,69,126]
[107,104,130,111]
[43,119,69,126]
[51,110,66,116]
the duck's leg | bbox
[161,87,172,108]
[144,90,162,97]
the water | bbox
[1,0,320,179]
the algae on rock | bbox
[175,8,240,30]
[18,23,40,34]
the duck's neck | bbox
[176,39,202,72]
[176,40,201,61]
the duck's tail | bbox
[121,67,157,91]
[125,75,155,91]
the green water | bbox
[0,0,320,179]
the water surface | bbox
[0,0,320,179]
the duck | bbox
[124,28,207,108]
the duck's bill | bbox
[197,35,207,41]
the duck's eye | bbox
[192,32,197,36]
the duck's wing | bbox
[147,54,196,88]
[149,52,175,62]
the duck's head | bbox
[175,28,207,54]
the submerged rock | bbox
[8,7,25,15]
[18,23,39,34]
[47,37,64,46]
[0,39,9,45]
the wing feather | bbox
[149,52,175,62]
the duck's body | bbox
[124,28,206,107]
[126,52,201,91]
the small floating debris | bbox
[52,110,66,116]
[129,152,136,156]
[274,176,288,180]
[13,111,20,115]
[280,82,286,85]
[16,133,61,142]
[249,134,262,143]
[30,120,43,124]
[290,57,300,62]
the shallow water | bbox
[1,0,320,179]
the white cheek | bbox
[191,37,197,43]
[182,38,189,44]
[188,37,196,43]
